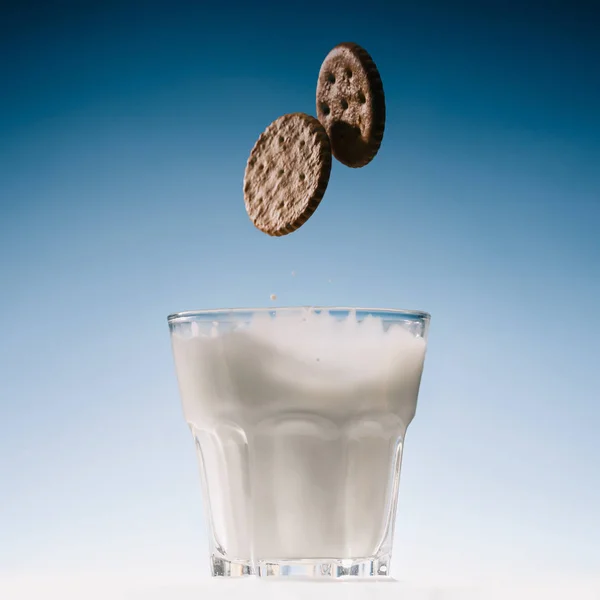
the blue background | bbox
[1,0,599,586]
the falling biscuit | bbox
[243,113,332,236]
[316,42,386,168]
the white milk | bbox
[171,310,427,568]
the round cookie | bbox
[243,112,332,237]
[316,42,386,168]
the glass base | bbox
[211,554,391,578]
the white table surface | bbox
[1,574,599,600]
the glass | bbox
[168,307,430,578]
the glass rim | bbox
[167,306,431,325]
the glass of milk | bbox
[168,307,430,579]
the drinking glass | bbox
[168,307,430,578]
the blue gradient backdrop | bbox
[1,0,599,586]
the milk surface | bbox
[171,310,427,568]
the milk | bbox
[170,309,427,575]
